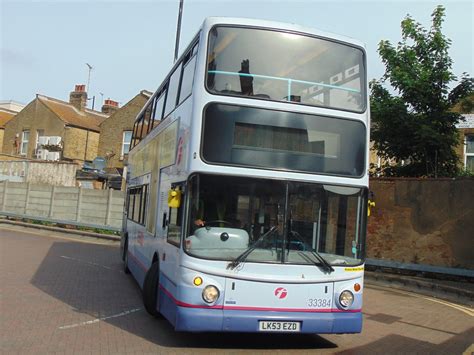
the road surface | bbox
[1,226,472,354]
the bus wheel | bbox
[123,239,130,274]
[143,261,161,317]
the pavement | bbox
[365,271,474,307]
[1,218,473,308]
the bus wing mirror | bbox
[168,188,182,208]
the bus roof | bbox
[201,17,366,50]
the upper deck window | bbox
[206,26,366,112]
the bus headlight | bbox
[202,285,220,303]
[339,290,354,308]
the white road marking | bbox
[59,308,142,330]
[367,284,474,317]
[60,255,116,271]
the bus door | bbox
[160,180,186,285]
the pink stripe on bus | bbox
[159,284,361,313]
[159,284,224,309]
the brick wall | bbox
[0,160,78,186]
[367,178,474,269]
[0,129,4,153]
[98,92,149,169]
[63,127,99,161]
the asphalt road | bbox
[1,225,473,354]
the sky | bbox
[1,0,473,109]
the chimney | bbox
[101,99,119,115]
[69,84,87,111]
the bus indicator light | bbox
[193,277,203,286]
[354,283,361,292]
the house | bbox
[0,100,26,113]
[0,108,17,154]
[1,85,114,163]
[455,113,474,173]
[97,90,152,170]
[370,95,474,175]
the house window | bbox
[35,129,45,158]
[122,131,132,158]
[466,135,474,172]
[20,130,30,155]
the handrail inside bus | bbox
[207,70,361,99]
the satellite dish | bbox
[93,157,106,171]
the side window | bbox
[151,91,165,130]
[141,185,148,225]
[126,188,133,218]
[179,54,197,105]
[127,185,148,225]
[143,104,153,135]
[133,188,142,222]
[167,182,185,246]
[131,121,139,148]
[131,114,145,148]
[136,114,145,141]
[164,63,183,117]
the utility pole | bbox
[86,63,93,109]
[86,63,93,92]
[174,0,184,63]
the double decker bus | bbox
[122,17,369,334]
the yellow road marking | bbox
[367,284,473,317]
[462,343,474,355]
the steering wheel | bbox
[205,220,233,227]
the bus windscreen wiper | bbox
[227,226,278,270]
[290,230,334,273]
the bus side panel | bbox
[158,270,179,326]
[126,221,149,288]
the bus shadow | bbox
[30,240,338,350]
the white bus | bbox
[122,17,369,334]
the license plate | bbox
[258,321,301,332]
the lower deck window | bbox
[127,185,148,225]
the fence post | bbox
[48,185,56,218]
[1,180,7,212]
[105,188,113,226]
[76,187,83,222]
[24,182,31,215]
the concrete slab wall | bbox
[0,181,124,229]
[367,178,474,270]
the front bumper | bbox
[174,306,362,333]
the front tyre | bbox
[143,261,161,317]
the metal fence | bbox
[0,181,124,231]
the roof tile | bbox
[0,109,16,128]
[38,95,108,131]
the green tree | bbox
[371,6,470,177]
[448,73,474,113]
